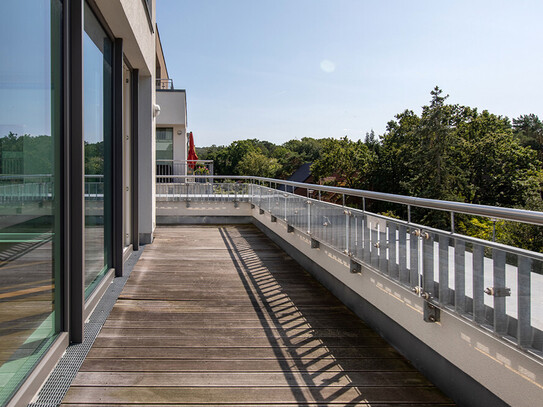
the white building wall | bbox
[95,0,155,75]
[138,76,156,243]
[156,90,188,173]
[94,0,157,243]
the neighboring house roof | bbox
[279,162,312,191]
[288,162,312,183]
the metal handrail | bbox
[155,175,543,227]
[156,159,214,164]
[0,174,103,179]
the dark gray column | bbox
[131,69,140,251]
[113,38,124,277]
[68,0,85,344]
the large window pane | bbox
[156,128,173,161]
[0,0,62,403]
[84,3,112,296]
[156,128,173,180]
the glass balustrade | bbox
[156,176,543,354]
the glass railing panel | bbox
[387,221,399,279]
[309,200,325,243]
[348,212,362,260]
[271,191,281,219]
[454,239,467,315]
[398,224,409,285]
[347,211,357,258]
[492,248,507,334]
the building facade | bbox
[0,1,163,404]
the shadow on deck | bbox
[62,225,454,406]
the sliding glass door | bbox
[83,2,112,296]
[0,1,62,403]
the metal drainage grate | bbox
[28,247,145,407]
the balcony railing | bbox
[156,160,214,182]
[156,175,543,356]
[0,174,104,202]
[156,78,174,90]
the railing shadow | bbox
[218,225,449,406]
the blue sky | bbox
[157,0,543,147]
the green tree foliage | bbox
[373,110,420,196]
[464,125,538,207]
[377,88,540,205]
[200,137,325,178]
[311,136,375,189]
[282,137,324,162]
[84,141,104,175]
[403,87,466,203]
[206,140,258,175]
[513,113,543,163]
[368,87,542,232]
[0,133,53,175]
[236,150,282,178]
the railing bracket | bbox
[412,229,430,239]
[485,287,511,297]
[233,200,239,208]
[287,225,294,233]
[259,208,264,215]
[423,301,440,323]
[350,259,361,274]
[412,286,431,300]
[271,215,277,222]
[311,238,320,249]
[251,203,255,209]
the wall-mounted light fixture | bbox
[153,104,161,117]
[177,130,183,136]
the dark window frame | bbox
[141,0,154,33]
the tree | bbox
[84,141,104,175]
[311,136,375,189]
[282,137,324,162]
[271,146,303,178]
[460,111,538,207]
[374,109,421,196]
[513,114,543,163]
[403,87,466,203]
[207,140,258,175]
[363,130,380,155]
[236,150,282,178]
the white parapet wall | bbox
[157,201,252,224]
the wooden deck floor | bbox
[62,225,454,406]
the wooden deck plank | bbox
[63,405,455,407]
[78,357,417,373]
[63,401,455,407]
[61,225,454,406]
[71,371,433,387]
[91,336,391,349]
[63,386,452,404]
[86,346,400,359]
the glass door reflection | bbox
[83,3,112,296]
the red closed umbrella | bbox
[187,131,198,170]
